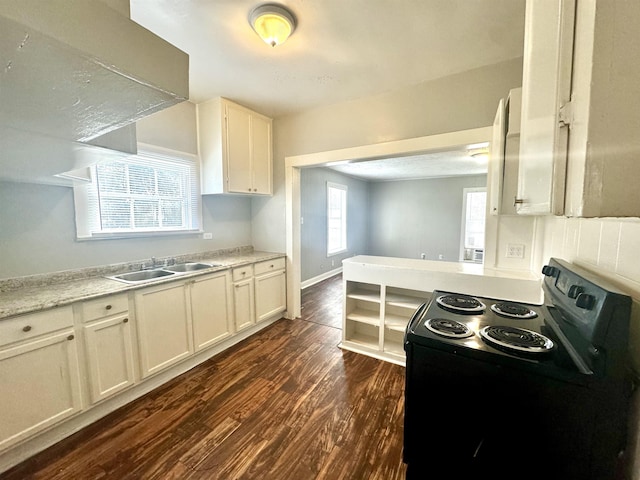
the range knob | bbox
[542,265,559,277]
[567,285,584,299]
[575,293,595,310]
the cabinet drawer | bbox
[232,265,254,282]
[81,294,129,323]
[254,258,286,276]
[0,306,74,348]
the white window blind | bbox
[74,145,201,239]
[327,182,347,255]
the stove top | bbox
[406,290,584,380]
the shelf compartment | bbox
[384,313,410,332]
[383,328,406,358]
[344,322,379,350]
[346,308,380,326]
[385,288,430,310]
[347,290,381,304]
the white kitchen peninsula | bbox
[341,255,543,366]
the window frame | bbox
[73,143,202,240]
[326,181,348,256]
[460,187,487,262]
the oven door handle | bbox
[404,303,427,345]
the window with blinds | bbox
[74,145,201,239]
[327,182,347,255]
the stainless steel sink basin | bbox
[110,269,176,283]
[163,262,215,273]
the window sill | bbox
[77,229,204,241]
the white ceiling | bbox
[130,0,525,180]
[325,148,489,182]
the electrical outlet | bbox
[506,243,525,258]
[203,232,213,240]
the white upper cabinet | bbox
[518,0,640,217]
[517,0,575,215]
[197,97,273,195]
[489,88,522,216]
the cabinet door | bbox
[83,314,135,404]
[0,330,82,451]
[255,270,286,322]
[233,278,255,332]
[517,0,575,215]
[251,114,272,195]
[190,273,232,351]
[488,98,506,216]
[225,102,253,193]
[135,282,193,378]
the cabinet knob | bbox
[22,325,32,332]
[248,188,252,192]
[253,188,257,192]
[235,284,240,288]
[67,334,75,341]
[123,318,129,323]
[105,304,112,310]
[270,264,274,268]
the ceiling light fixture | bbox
[249,4,296,47]
[468,148,489,162]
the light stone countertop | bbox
[343,255,543,304]
[0,250,285,320]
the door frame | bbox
[284,126,492,318]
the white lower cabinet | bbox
[135,282,193,378]
[254,259,286,322]
[232,265,256,332]
[0,307,82,451]
[81,293,135,404]
[190,271,233,351]
[83,313,135,404]
[232,258,286,331]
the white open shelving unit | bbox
[342,281,428,366]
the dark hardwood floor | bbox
[2,274,407,480]
[300,274,343,329]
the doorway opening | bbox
[285,126,493,319]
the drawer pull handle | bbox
[123,318,129,323]
[22,325,32,332]
[67,334,75,341]
[105,305,112,310]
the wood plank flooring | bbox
[2,274,407,480]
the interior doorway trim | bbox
[284,126,492,318]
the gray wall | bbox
[0,182,252,278]
[300,168,369,282]
[252,58,523,253]
[0,102,253,279]
[369,175,487,261]
[0,60,522,279]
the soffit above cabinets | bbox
[0,0,189,185]
[0,0,189,142]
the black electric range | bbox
[403,258,633,480]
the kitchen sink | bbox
[107,262,222,284]
[109,269,177,283]
[163,262,216,273]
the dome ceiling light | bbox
[249,4,296,47]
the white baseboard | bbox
[301,267,342,289]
